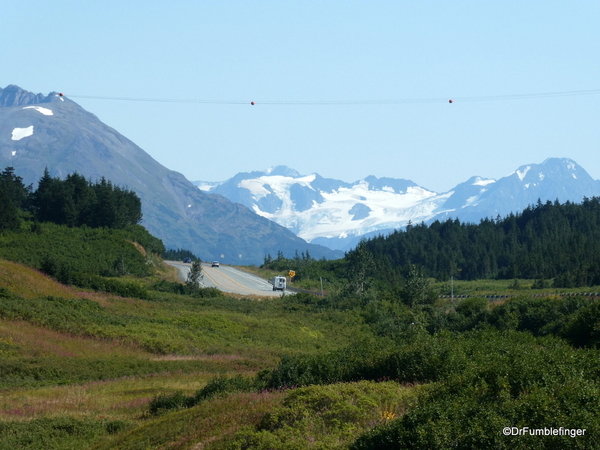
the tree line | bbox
[0,167,142,230]
[354,197,600,287]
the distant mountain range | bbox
[195,158,600,251]
[0,85,342,264]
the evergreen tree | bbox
[31,170,142,229]
[186,260,203,291]
[402,264,432,307]
[0,184,20,230]
[358,197,600,287]
[0,167,30,209]
[0,167,30,230]
[345,240,375,296]
[31,168,71,224]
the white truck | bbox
[269,276,287,291]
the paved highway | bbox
[165,261,286,297]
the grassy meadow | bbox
[2,226,600,448]
[0,257,376,449]
[3,180,600,448]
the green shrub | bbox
[350,331,600,450]
[226,381,419,450]
[150,279,189,295]
[70,273,149,299]
[258,333,473,390]
[148,391,194,415]
[148,375,257,415]
[0,417,133,450]
[561,299,600,347]
[0,222,161,279]
[0,355,220,389]
[486,296,590,337]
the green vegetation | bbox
[0,222,163,279]
[186,260,203,292]
[226,381,419,449]
[148,375,257,415]
[0,284,365,385]
[0,417,133,450]
[162,248,200,262]
[0,259,370,448]
[2,167,600,449]
[260,249,347,293]
[0,167,28,231]
[32,168,142,229]
[361,197,600,285]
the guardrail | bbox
[439,292,600,300]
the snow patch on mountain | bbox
[194,158,600,252]
[473,178,495,186]
[196,181,221,191]
[516,166,531,181]
[227,170,441,242]
[11,126,34,141]
[241,174,317,202]
[23,106,53,115]
[239,179,272,199]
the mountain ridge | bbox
[0,85,342,264]
[195,158,600,251]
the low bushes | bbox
[226,381,419,450]
[0,356,217,390]
[0,222,160,279]
[148,375,257,415]
[253,329,600,449]
[0,417,132,450]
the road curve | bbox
[164,261,286,297]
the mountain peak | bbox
[541,157,579,171]
[0,86,341,263]
[265,165,302,177]
[510,157,590,184]
[204,157,600,252]
[0,85,57,108]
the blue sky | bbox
[3,1,600,192]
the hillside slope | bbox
[0,85,341,264]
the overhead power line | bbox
[66,88,600,105]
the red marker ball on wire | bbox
[448,99,453,103]
[250,101,255,105]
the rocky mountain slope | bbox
[0,85,342,264]
[196,158,600,251]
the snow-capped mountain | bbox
[195,158,600,251]
[434,158,600,225]
[0,85,342,264]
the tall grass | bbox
[0,275,368,363]
[0,260,80,299]
[92,391,287,450]
[0,417,132,450]
[0,372,218,422]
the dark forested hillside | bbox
[31,168,142,229]
[0,166,163,288]
[359,197,600,286]
[1,166,142,230]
